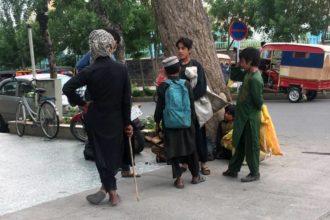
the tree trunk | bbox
[322,2,330,45]
[151,0,231,141]
[149,44,157,78]
[151,0,230,100]
[89,0,126,63]
[154,42,159,79]
[138,58,145,91]
[36,1,56,78]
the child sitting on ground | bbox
[215,104,235,160]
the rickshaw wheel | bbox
[288,87,302,103]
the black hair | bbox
[261,41,266,47]
[164,63,180,75]
[105,28,121,44]
[225,104,235,118]
[239,47,260,66]
[176,37,193,49]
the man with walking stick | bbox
[63,29,132,206]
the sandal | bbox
[86,190,106,205]
[174,179,184,189]
[191,176,205,184]
[201,166,211,175]
[121,171,141,178]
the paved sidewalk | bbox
[2,147,330,220]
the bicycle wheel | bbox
[15,102,26,137]
[39,101,59,139]
[70,119,87,142]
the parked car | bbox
[0,74,80,132]
[0,70,15,83]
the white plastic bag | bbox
[185,66,213,127]
[194,96,213,127]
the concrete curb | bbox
[8,121,79,140]
[133,92,330,103]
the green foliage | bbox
[141,116,156,130]
[62,117,71,124]
[0,0,159,70]
[131,82,155,97]
[209,0,330,42]
[143,87,155,96]
[132,90,144,97]
[48,1,102,55]
[123,2,157,57]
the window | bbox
[0,81,17,96]
[261,50,271,59]
[293,52,309,59]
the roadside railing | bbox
[215,40,261,50]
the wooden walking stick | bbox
[128,137,140,201]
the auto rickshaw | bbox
[260,43,330,102]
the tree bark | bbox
[36,0,56,78]
[151,0,231,100]
[151,0,231,141]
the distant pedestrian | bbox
[223,47,264,182]
[63,29,132,206]
[154,56,205,189]
[220,62,230,84]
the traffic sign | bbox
[229,21,248,41]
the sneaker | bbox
[222,169,238,178]
[241,173,260,182]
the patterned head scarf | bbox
[89,29,115,61]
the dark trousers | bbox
[91,133,118,192]
[195,120,208,163]
[84,111,132,172]
[228,121,260,176]
[171,152,200,178]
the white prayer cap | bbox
[162,56,179,68]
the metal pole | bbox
[236,40,240,63]
[236,41,241,94]
[27,24,36,80]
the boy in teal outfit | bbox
[223,47,264,182]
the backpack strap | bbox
[165,79,186,86]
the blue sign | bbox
[229,21,248,41]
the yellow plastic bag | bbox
[222,129,234,154]
[222,130,269,161]
[260,105,283,156]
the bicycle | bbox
[15,82,60,139]
[70,107,87,142]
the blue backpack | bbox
[163,79,191,128]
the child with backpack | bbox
[154,56,205,189]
